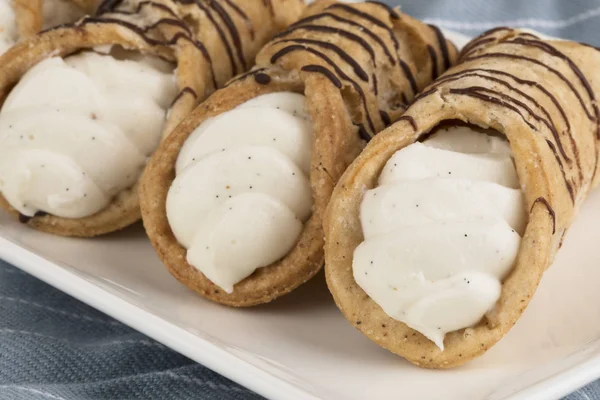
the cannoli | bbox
[140,0,458,306]
[323,27,600,368]
[0,0,305,237]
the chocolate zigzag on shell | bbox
[139,0,458,307]
[239,0,458,141]
[323,28,600,368]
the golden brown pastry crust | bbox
[11,0,44,38]
[323,28,600,368]
[0,0,305,236]
[140,1,458,306]
[11,0,99,39]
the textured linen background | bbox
[2,0,600,399]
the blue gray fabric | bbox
[2,0,600,399]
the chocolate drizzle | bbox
[287,12,395,65]
[531,197,556,234]
[223,0,255,40]
[379,110,391,126]
[301,65,342,88]
[328,4,400,51]
[428,24,451,70]
[418,29,600,204]
[278,24,377,63]
[170,87,198,107]
[271,44,376,132]
[228,67,267,85]
[209,0,247,70]
[254,72,271,85]
[430,68,584,185]
[502,37,600,138]
[464,52,595,121]
[274,38,369,81]
[267,3,451,141]
[396,115,417,131]
[427,45,439,80]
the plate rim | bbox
[2,28,600,400]
[0,235,321,400]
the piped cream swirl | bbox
[0,50,178,218]
[167,92,314,293]
[354,125,526,349]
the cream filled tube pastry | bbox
[323,28,600,368]
[140,0,458,306]
[0,0,305,237]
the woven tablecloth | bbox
[2,0,600,399]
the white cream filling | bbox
[0,0,18,55]
[0,51,178,218]
[167,92,314,293]
[355,125,526,349]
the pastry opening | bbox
[353,119,526,350]
[166,91,314,294]
[0,45,179,221]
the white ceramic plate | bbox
[2,30,600,400]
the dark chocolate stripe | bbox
[271,44,376,132]
[380,110,391,126]
[580,42,600,52]
[301,65,342,88]
[448,86,575,201]
[459,37,495,59]
[209,0,246,70]
[459,26,513,58]
[427,45,439,80]
[274,38,369,81]
[395,115,417,131]
[192,1,238,75]
[428,24,451,69]
[448,87,536,129]
[517,32,540,39]
[372,73,378,95]
[255,73,271,85]
[358,124,371,141]
[328,3,399,50]
[432,72,571,162]
[286,13,393,65]
[531,197,556,234]
[264,0,274,15]
[433,68,583,181]
[227,67,267,85]
[464,52,595,121]
[170,87,198,107]
[504,37,599,137]
[223,0,255,40]
[400,92,408,104]
[365,1,400,19]
[545,139,575,202]
[277,24,377,64]
[413,87,438,102]
[399,58,418,95]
